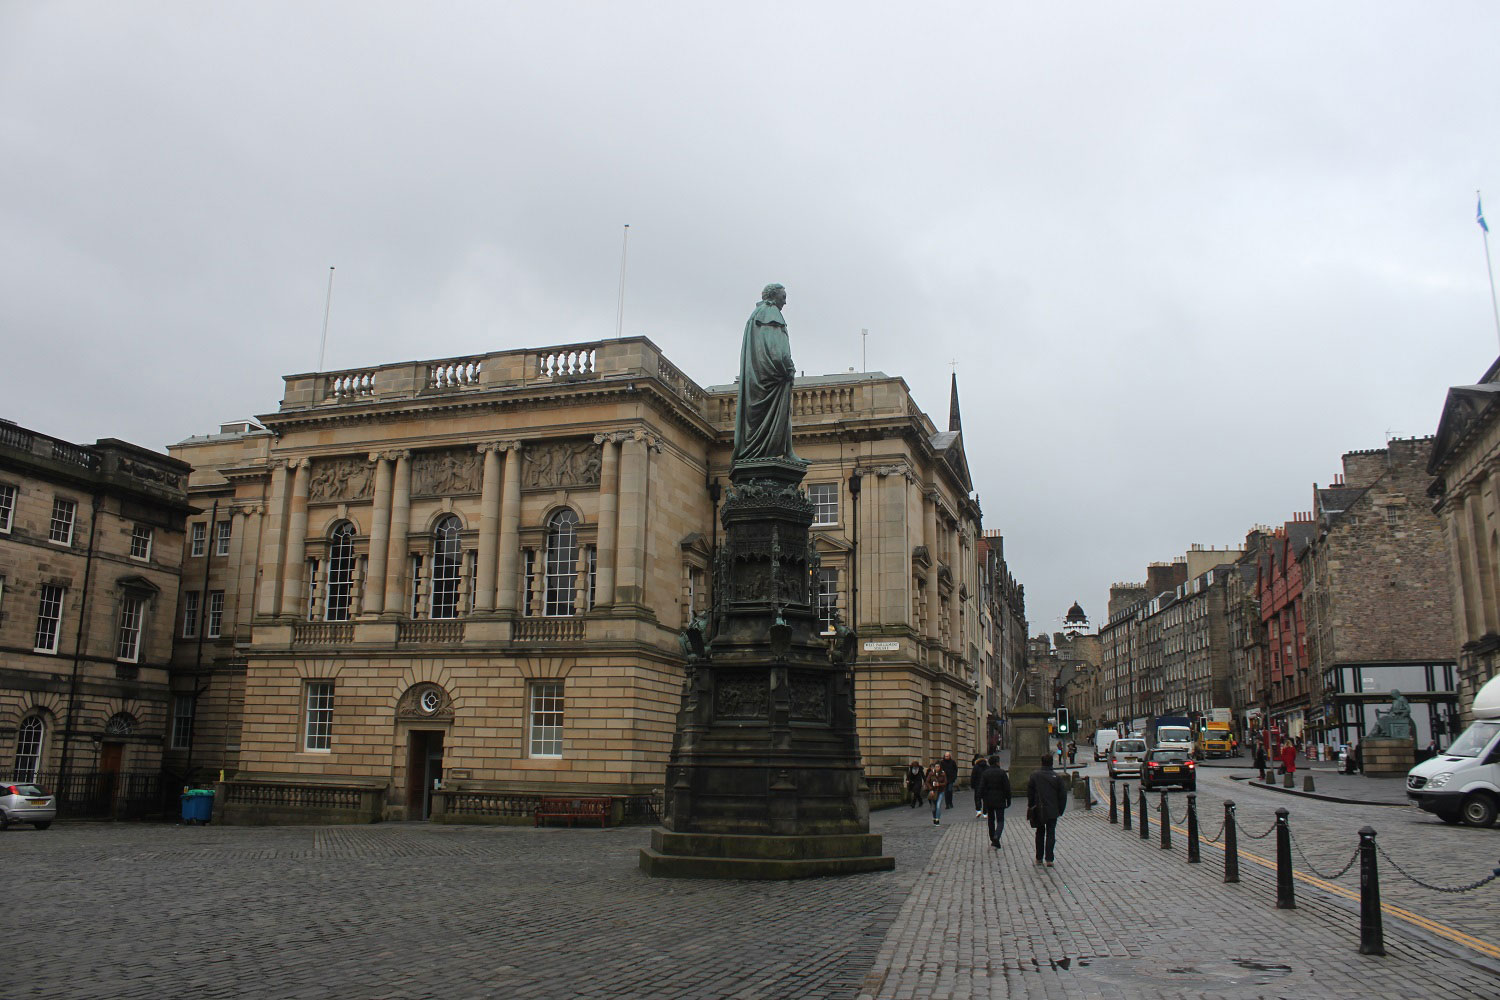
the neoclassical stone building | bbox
[170,337,986,821]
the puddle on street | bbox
[1007,955,1296,988]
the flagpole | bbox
[614,224,630,340]
[1480,191,1500,350]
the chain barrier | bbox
[1288,829,1361,881]
[1238,815,1278,840]
[1199,818,1227,845]
[1374,842,1500,893]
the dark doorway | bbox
[405,731,444,820]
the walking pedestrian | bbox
[1253,741,1267,780]
[970,755,988,817]
[977,754,1012,849]
[1026,755,1068,867]
[1279,740,1297,777]
[926,760,949,825]
[940,751,958,810]
[905,760,925,809]
[1067,741,1077,766]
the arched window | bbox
[430,516,463,619]
[13,717,43,782]
[544,509,580,617]
[324,522,356,622]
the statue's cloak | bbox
[733,301,798,464]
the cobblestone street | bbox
[4,784,1497,999]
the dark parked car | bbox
[1140,749,1196,791]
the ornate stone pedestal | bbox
[639,459,893,879]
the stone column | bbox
[1467,486,1499,635]
[363,453,394,615]
[496,442,524,613]
[923,494,940,642]
[279,459,312,618]
[257,461,289,618]
[593,434,621,607]
[948,524,961,653]
[473,443,504,612]
[614,432,655,607]
[1444,508,1475,645]
[383,450,413,615]
[227,507,250,630]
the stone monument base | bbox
[1360,736,1415,776]
[639,829,894,880]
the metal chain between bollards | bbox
[1238,815,1278,840]
[1199,818,1228,845]
[1288,829,1361,881]
[1373,843,1500,893]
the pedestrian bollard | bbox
[1303,774,1315,793]
[1122,784,1132,831]
[1275,807,1296,909]
[1085,778,1094,810]
[1187,793,1200,864]
[1109,780,1118,824]
[1223,801,1240,883]
[1358,826,1384,956]
[1282,772,1294,788]
[1159,791,1171,849]
[1139,786,1150,840]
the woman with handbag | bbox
[925,760,949,825]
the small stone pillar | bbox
[1008,702,1053,794]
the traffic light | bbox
[1056,708,1070,734]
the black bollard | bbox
[1358,826,1384,956]
[1275,807,1295,909]
[1187,793,1200,864]
[1139,786,1150,840]
[1223,801,1240,883]
[1159,791,1171,850]
[1122,784,1132,831]
[1109,780,1118,824]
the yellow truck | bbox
[1196,722,1234,759]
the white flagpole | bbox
[615,224,631,340]
[1480,192,1500,350]
[318,266,336,371]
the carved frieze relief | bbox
[412,449,481,497]
[308,456,374,503]
[714,671,769,720]
[522,441,601,490]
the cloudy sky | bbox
[4,3,1498,632]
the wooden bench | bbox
[534,796,611,828]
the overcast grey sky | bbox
[4,3,1498,632]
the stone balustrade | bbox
[396,620,465,644]
[513,617,586,642]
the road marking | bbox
[1087,777,1500,962]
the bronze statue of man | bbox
[733,283,799,465]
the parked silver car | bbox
[0,783,56,830]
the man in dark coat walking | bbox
[940,751,958,809]
[970,755,989,817]
[976,754,1012,849]
[1026,755,1068,867]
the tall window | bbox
[410,554,424,617]
[206,591,224,638]
[0,483,13,533]
[116,594,145,662]
[304,681,334,751]
[521,550,535,616]
[324,522,356,622]
[129,524,153,560]
[13,717,43,781]
[34,584,64,653]
[49,497,76,544]
[171,695,195,750]
[808,483,838,526]
[543,509,580,617]
[182,590,200,638]
[215,520,232,556]
[529,681,564,757]
[189,521,207,557]
[306,559,320,620]
[817,567,840,632]
[430,516,463,619]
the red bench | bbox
[534,796,611,827]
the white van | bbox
[1093,729,1118,762]
[1407,674,1500,827]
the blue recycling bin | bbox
[181,788,215,824]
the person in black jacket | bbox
[970,755,988,817]
[940,751,958,809]
[976,755,1012,849]
[1026,755,1068,867]
[905,760,925,808]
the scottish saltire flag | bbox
[1481,194,1490,233]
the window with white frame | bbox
[182,590,200,638]
[410,553,424,617]
[171,695,195,750]
[189,521,206,557]
[215,520,232,556]
[206,591,224,639]
[13,717,44,782]
[808,483,838,526]
[521,550,535,616]
[49,497,76,545]
[116,593,145,662]
[304,681,334,751]
[529,680,564,757]
[543,509,580,616]
[34,584,65,653]
[817,566,840,632]
[324,522,356,621]
[430,515,463,619]
[305,559,320,620]
[129,523,152,560]
[0,483,15,533]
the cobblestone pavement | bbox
[4,781,1497,1000]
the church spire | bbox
[948,373,962,433]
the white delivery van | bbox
[1406,674,1500,827]
[1094,729,1118,762]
